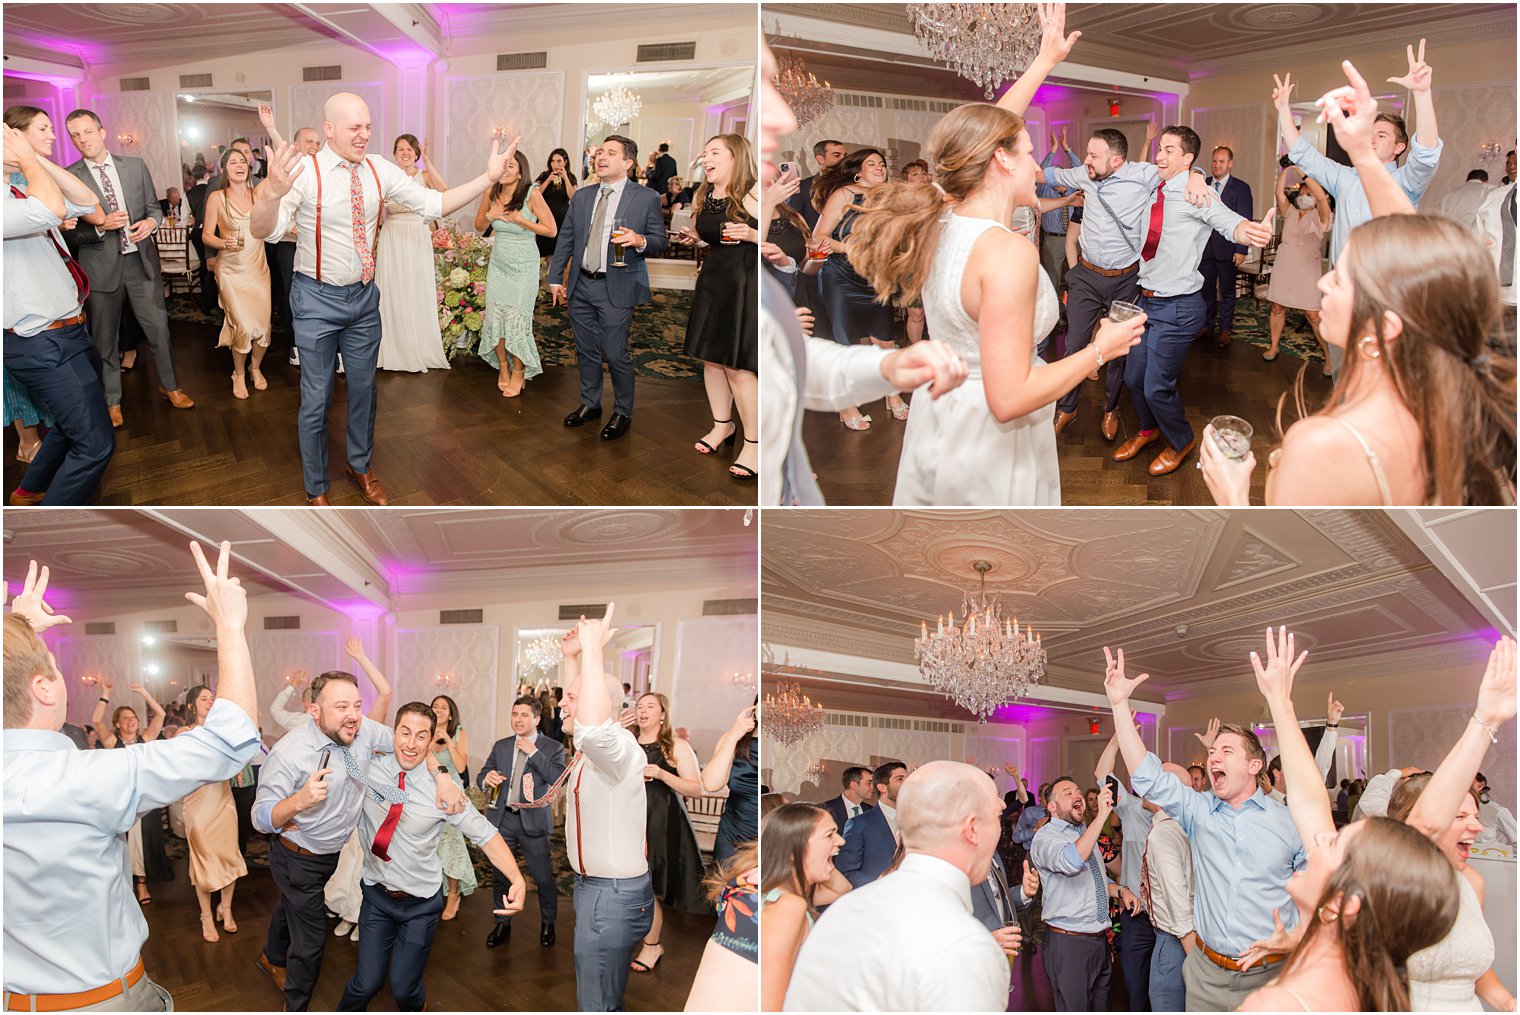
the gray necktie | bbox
[507,745,523,806]
[585,185,613,273]
[335,742,407,805]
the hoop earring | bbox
[1317,904,1339,923]
[1358,335,1381,360]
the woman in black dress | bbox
[761,163,809,301]
[674,133,760,480]
[810,147,902,429]
[632,692,708,974]
[702,701,758,864]
[534,148,578,260]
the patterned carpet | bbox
[1220,291,1329,366]
[165,290,701,381]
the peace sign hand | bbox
[184,540,248,630]
[1103,646,1151,706]
[1272,72,1296,112]
[10,561,73,633]
[1387,38,1432,94]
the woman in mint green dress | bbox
[473,150,557,396]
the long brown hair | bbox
[487,150,533,214]
[703,840,759,905]
[760,802,829,918]
[848,104,1027,306]
[637,692,677,765]
[693,134,757,227]
[431,694,460,737]
[1385,771,1480,825]
[811,147,884,214]
[1278,215,1516,504]
[1276,816,1460,1011]
[111,705,140,741]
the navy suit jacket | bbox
[836,803,897,887]
[1204,176,1253,259]
[970,851,1033,932]
[821,795,872,835]
[789,175,822,232]
[547,179,667,308]
[476,731,566,837]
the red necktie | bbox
[370,770,405,861]
[1140,183,1166,261]
[10,185,91,304]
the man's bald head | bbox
[897,761,1004,883]
[322,92,372,162]
[293,126,321,155]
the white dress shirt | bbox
[878,800,901,843]
[84,153,139,253]
[259,143,443,285]
[783,853,1009,1012]
[3,699,259,993]
[358,754,500,898]
[1144,811,1194,939]
[1438,178,1496,230]
[252,715,395,854]
[565,716,648,879]
[268,685,309,732]
[3,180,94,335]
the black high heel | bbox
[729,439,759,481]
[695,419,737,454]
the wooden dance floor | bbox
[3,318,755,507]
[801,331,1336,506]
[138,854,711,1012]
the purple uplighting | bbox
[989,701,1066,723]
[330,598,386,621]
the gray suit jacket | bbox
[61,154,164,291]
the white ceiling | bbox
[588,66,751,106]
[763,509,1512,704]
[2,508,756,616]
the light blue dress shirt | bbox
[1137,172,1248,298]
[3,698,259,993]
[1037,152,1069,235]
[1029,816,1112,933]
[253,715,395,854]
[1012,802,1047,847]
[1045,158,1162,269]
[358,754,500,899]
[1288,133,1443,263]
[3,176,95,336]
[1112,779,1153,901]
[1130,751,1305,956]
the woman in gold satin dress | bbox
[182,685,247,942]
[201,148,271,400]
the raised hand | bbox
[421,137,433,165]
[1144,117,1158,145]
[1003,762,1021,781]
[1272,72,1296,112]
[575,602,617,651]
[1103,646,1150,706]
[289,669,308,690]
[486,134,522,182]
[1034,2,1081,66]
[1316,61,1379,157]
[1250,626,1308,703]
[184,540,248,630]
[100,679,115,697]
[559,625,581,658]
[344,636,367,661]
[1095,784,1114,816]
[1060,125,1069,150]
[1194,717,1221,750]
[1474,636,1517,729]
[258,103,276,132]
[729,704,757,739]
[1021,858,1040,897]
[1327,692,1345,725]
[10,561,73,632]
[263,141,307,198]
[1387,38,1432,93]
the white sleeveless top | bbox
[1406,870,1492,1011]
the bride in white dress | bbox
[376,134,450,372]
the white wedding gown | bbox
[375,197,450,372]
[893,212,1061,506]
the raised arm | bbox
[1274,167,1292,219]
[1408,638,1516,839]
[185,541,256,723]
[134,682,166,741]
[1094,735,1121,783]
[91,679,115,746]
[1103,646,1153,776]
[1317,60,1415,216]
[419,138,448,191]
[5,126,65,219]
[1073,785,1113,861]
[1304,175,1331,229]
[438,135,519,218]
[997,2,1081,117]
[1250,627,1333,845]
[1386,39,1437,149]
[702,703,757,794]
[344,636,392,722]
[572,604,617,728]
[1273,72,1301,150]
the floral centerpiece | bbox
[431,221,493,360]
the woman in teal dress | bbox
[473,150,557,397]
[430,694,477,920]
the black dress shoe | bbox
[564,405,602,428]
[600,414,631,441]
[487,923,510,948]
[541,923,555,947]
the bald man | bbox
[784,761,1010,1011]
[251,93,518,505]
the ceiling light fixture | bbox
[906,2,1043,100]
[914,560,1046,721]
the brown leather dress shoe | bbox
[256,952,287,991]
[1216,329,1232,348]
[108,404,124,429]
[1113,429,1161,462]
[159,387,195,409]
[307,493,331,506]
[1196,326,1216,343]
[346,466,389,506]
[1053,409,1076,436]
[1148,438,1198,475]
[9,489,45,506]
[1101,410,1120,441]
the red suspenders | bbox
[310,153,382,285]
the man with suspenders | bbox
[250,92,517,505]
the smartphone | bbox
[1104,775,1120,800]
[778,161,795,177]
[319,747,331,777]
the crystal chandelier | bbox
[906,2,1043,100]
[914,561,1046,721]
[592,79,643,128]
[763,679,825,746]
[774,49,835,128]
[523,635,563,675]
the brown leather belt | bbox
[9,314,88,335]
[1078,256,1139,277]
[278,834,321,857]
[1046,925,1107,937]
[1141,288,1159,298]
[1199,939,1285,971]
[381,887,419,900]
[6,957,145,1011]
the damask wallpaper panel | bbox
[394,625,500,773]
[445,71,565,201]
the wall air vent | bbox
[120,77,150,92]
[703,597,758,616]
[263,616,301,630]
[441,609,484,625]
[557,603,608,621]
[84,622,117,636]
[144,620,178,634]
[636,41,696,62]
[303,65,343,82]
[179,73,213,89]
[498,52,548,71]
